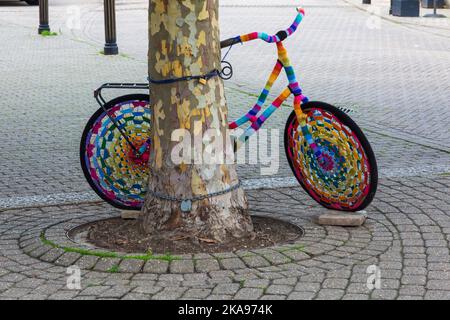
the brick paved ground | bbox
[344,0,450,38]
[0,0,449,300]
[0,0,449,202]
[0,175,450,300]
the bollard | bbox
[103,0,119,55]
[38,0,50,34]
[362,0,371,4]
[391,0,420,17]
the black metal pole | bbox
[104,0,119,55]
[38,0,50,34]
[423,0,447,17]
[362,0,371,4]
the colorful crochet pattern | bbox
[285,107,372,210]
[82,99,151,209]
[228,8,308,149]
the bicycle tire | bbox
[284,101,378,212]
[80,94,151,210]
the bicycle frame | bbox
[226,40,308,151]
[94,8,322,159]
[222,8,324,161]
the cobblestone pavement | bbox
[0,0,449,204]
[344,0,450,38]
[0,0,449,300]
[0,175,450,300]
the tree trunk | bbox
[140,0,253,242]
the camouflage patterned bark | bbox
[141,0,253,242]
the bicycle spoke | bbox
[285,103,377,211]
[81,97,151,210]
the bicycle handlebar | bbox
[221,7,305,49]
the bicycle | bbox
[80,8,378,213]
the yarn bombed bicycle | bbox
[80,8,378,212]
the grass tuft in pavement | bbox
[40,31,58,37]
[39,231,180,262]
[107,265,120,273]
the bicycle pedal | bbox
[198,78,207,85]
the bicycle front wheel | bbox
[284,101,378,212]
[80,94,151,210]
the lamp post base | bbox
[103,44,119,55]
[38,25,50,34]
[423,13,447,17]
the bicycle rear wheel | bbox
[284,101,377,212]
[80,94,151,210]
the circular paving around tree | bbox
[18,198,394,275]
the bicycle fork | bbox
[278,42,326,163]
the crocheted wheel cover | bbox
[287,108,371,210]
[83,100,151,208]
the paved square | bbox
[0,0,449,300]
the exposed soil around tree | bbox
[74,216,303,254]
